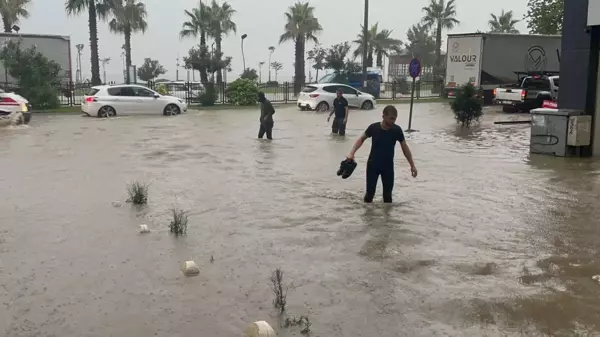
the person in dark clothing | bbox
[346,105,417,203]
[258,92,275,140]
[327,89,349,135]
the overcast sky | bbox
[21,0,529,82]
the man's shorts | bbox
[332,117,346,135]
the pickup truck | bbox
[493,73,559,112]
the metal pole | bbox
[241,39,246,71]
[361,0,369,91]
[408,77,416,130]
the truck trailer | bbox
[444,32,561,104]
[0,33,72,85]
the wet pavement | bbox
[1,103,600,336]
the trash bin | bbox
[530,108,592,157]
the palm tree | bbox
[107,0,147,83]
[488,10,520,33]
[271,61,283,81]
[405,23,436,66]
[0,0,30,33]
[353,23,402,68]
[65,0,111,85]
[421,0,459,76]
[205,0,236,84]
[279,1,322,94]
[180,4,210,84]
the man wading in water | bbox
[258,92,275,140]
[327,88,349,136]
[346,105,417,203]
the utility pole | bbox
[362,0,369,91]
[100,57,110,84]
[268,46,275,82]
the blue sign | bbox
[409,58,422,78]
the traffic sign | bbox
[409,58,422,78]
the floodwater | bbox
[1,103,600,337]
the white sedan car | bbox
[0,88,31,127]
[82,84,188,118]
[297,83,376,111]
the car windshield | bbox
[522,77,550,90]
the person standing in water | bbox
[327,88,349,136]
[258,92,275,140]
[346,105,417,203]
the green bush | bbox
[156,83,170,95]
[226,78,259,106]
[450,82,483,128]
[266,80,279,87]
[0,39,62,109]
[199,82,217,106]
[393,77,410,94]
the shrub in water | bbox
[169,208,188,235]
[226,78,259,106]
[199,82,217,106]
[450,82,483,128]
[126,181,149,205]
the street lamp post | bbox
[241,34,248,71]
[76,44,84,83]
[362,0,369,91]
[268,46,275,82]
[100,57,110,84]
[259,61,265,83]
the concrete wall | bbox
[0,33,72,85]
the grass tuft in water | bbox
[270,268,287,313]
[284,315,311,335]
[168,208,188,235]
[126,181,149,205]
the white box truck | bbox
[444,32,561,104]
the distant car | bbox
[297,83,376,112]
[0,88,31,126]
[81,84,188,118]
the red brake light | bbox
[85,96,96,103]
[1,97,17,104]
[309,94,319,98]
[534,75,540,79]
[521,90,526,100]
[493,88,497,97]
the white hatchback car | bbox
[297,83,376,111]
[82,84,188,117]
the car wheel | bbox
[163,104,181,116]
[97,106,116,118]
[316,101,329,112]
[361,100,374,110]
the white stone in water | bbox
[244,321,276,337]
[138,224,150,233]
[592,275,600,283]
[181,261,200,276]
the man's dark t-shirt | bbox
[364,122,406,167]
[333,97,348,118]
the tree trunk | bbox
[367,52,373,67]
[376,52,383,68]
[125,25,132,83]
[294,35,305,95]
[2,13,11,32]
[435,21,442,78]
[199,30,208,84]
[215,35,223,84]
[315,69,319,82]
[88,0,101,85]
